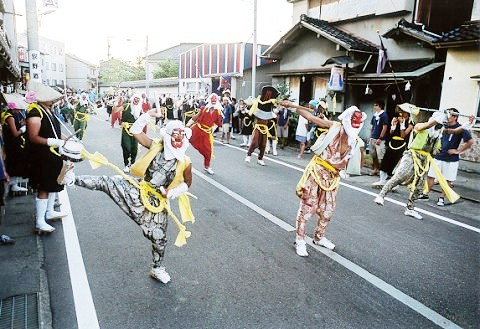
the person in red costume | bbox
[188,93,223,175]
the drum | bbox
[60,139,84,162]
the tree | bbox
[153,60,178,79]
[98,58,145,84]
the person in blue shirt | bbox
[220,97,233,144]
[369,100,389,175]
[422,108,473,206]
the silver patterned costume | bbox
[75,152,177,269]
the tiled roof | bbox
[301,15,379,53]
[383,18,438,45]
[383,19,480,48]
[433,21,480,46]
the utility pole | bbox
[251,0,257,97]
[145,35,149,98]
[26,0,41,82]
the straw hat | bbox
[27,80,62,103]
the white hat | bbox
[27,80,62,102]
[319,100,328,109]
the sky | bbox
[14,0,294,65]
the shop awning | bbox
[348,62,445,81]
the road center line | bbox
[193,168,461,329]
[58,190,100,329]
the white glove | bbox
[62,170,76,186]
[166,182,188,199]
[186,118,195,127]
[47,138,64,147]
[461,120,474,131]
[400,123,406,130]
[130,113,154,135]
[390,125,397,131]
[19,126,26,133]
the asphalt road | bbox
[43,111,479,329]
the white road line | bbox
[222,143,479,234]
[193,168,462,329]
[194,169,294,232]
[58,190,100,329]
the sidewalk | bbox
[0,192,52,329]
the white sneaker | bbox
[374,195,384,205]
[371,180,387,187]
[245,156,251,163]
[45,210,67,221]
[273,150,278,156]
[404,209,423,220]
[240,143,247,147]
[437,197,445,206]
[203,167,214,175]
[123,165,130,173]
[314,237,335,250]
[150,266,171,283]
[295,238,308,257]
[11,184,28,192]
[391,185,399,192]
[257,159,265,166]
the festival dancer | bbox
[73,92,91,140]
[374,111,474,219]
[121,94,142,172]
[245,86,280,166]
[188,93,223,175]
[68,111,195,284]
[111,93,124,128]
[282,101,366,256]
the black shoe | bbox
[417,193,429,200]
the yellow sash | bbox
[410,150,460,203]
[130,140,164,177]
[81,148,195,247]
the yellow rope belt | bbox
[254,123,270,136]
[409,150,460,203]
[268,121,277,140]
[389,136,406,150]
[122,122,134,136]
[80,148,194,247]
[243,116,252,127]
[297,155,340,193]
[74,111,90,122]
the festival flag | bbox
[376,36,388,75]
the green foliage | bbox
[98,58,145,84]
[153,60,179,79]
[276,80,294,101]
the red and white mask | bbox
[162,120,191,161]
[338,106,367,147]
